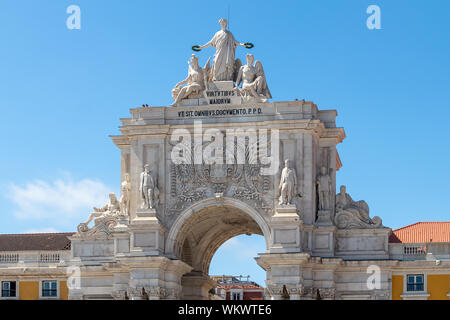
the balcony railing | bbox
[403,245,426,256]
[0,251,69,265]
[0,253,19,263]
[40,253,61,262]
[390,242,450,260]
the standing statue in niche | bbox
[197,18,247,81]
[334,185,383,229]
[120,173,130,216]
[171,54,211,106]
[279,159,297,205]
[317,166,332,210]
[139,164,159,209]
[234,53,272,103]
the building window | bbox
[42,281,58,297]
[231,292,242,300]
[407,274,424,292]
[2,281,16,297]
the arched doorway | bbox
[165,198,271,299]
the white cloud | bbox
[22,227,60,234]
[7,176,113,222]
[220,237,240,250]
[219,236,265,260]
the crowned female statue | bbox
[198,18,246,81]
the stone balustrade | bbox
[0,251,70,266]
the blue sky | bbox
[0,0,449,286]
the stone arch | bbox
[165,197,271,275]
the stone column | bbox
[181,271,217,300]
[127,287,144,300]
[124,256,192,300]
[255,252,309,300]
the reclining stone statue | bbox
[77,193,121,237]
[334,185,383,229]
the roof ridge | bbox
[391,221,450,243]
[392,222,420,232]
[392,221,450,232]
[0,232,75,237]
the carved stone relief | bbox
[166,135,276,221]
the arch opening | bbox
[175,205,265,274]
[166,199,270,299]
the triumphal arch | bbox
[69,19,390,300]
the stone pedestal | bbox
[178,81,242,107]
[255,253,310,300]
[135,208,157,219]
[113,215,130,232]
[316,209,333,226]
[312,225,336,257]
[129,209,166,255]
[268,205,303,253]
[123,257,192,300]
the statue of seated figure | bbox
[171,54,211,106]
[334,185,383,229]
[77,193,120,235]
[234,54,272,103]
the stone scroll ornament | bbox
[77,193,120,239]
[334,185,383,229]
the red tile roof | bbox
[389,222,450,244]
[0,232,74,251]
[217,284,264,290]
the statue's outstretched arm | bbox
[235,38,245,47]
[175,76,189,87]
[199,39,213,50]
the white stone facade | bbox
[67,98,439,300]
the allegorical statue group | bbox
[171,18,272,106]
[77,165,160,236]
[277,159,382,229]
[78,156,382,236]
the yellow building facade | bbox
[0,233,71,300]
[1,226,450,300]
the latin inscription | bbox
[177,107,262,118]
